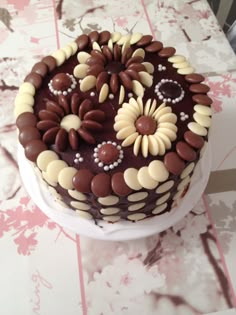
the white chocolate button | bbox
[152,203,167,214]
[173,61,189,69]
[133,134,142,156]
[156,192,170,205]
[132,48,145,59]
[42,171,57,187]
[108,38,113,51]
[19,82,35,95]
[117,34,131,45]
[121,39,130,54]
[122,132,139,147]
[58,167,77,190]
[158,122,178,132]
[153,106,171,120]
[155,132,171,150]
[117,125,136,140]
[155,137,166,155]
[71,201,90,211]
[124,168,142,190]
[141,135,149,157]
[128,202,145,211]
[181,162,195,179]
[137,166,158,189]
[76,210,92,220]
[103,215,121,222]
[177,67,195,75]
[92,41,101,51]
[14,104,33,117]
[68,41,78,54]
[130,32,142,44]
[127,213,146,221]
[77,51,91,64]
[119,85,125,105]
[148,160,169,182]
[193,113,211,128]
[139,71,153,87]
[168,55,186,63]
[68,189,87,201]
[148,135,159,156]
[111,32,122,43]
[132,80,144,97]
[156,180,174,194]
[158,113,177,124]
[158,128,177,141]
[188,122,207,136]
[62,44,73,59]
[37,150,59,171]
[177,175,190,191]
[128,192,148,202]
[100,207,120,215]
[46,160,68,183]
[80,75,96,92]
[73,64,89,78]
[98,196,119,206]
[194,105,212,116]
[142,62,154,74]
[99,83,109,103]
[60,114,81,131]
[52,49,66,66]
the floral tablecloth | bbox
[0,1,236,314]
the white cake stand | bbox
[18,144,211,241]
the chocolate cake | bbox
[15,31,212,222]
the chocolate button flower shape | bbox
[114,97,178,157]
[37,93,105,151]
[73,41,154,103]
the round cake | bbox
[15,31,212,223]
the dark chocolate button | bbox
[87,64,104,77]
[124,69,140,81]
[73,169,94,193]
[102,45,113,61]
[128,63,145,72]
[37,120,59,131]
[125,56,143,68]
[81,120,103,131]
[42,126,60,144]
[38,110,60,122]
[77,128,95,144]
[98,144,119,164]
[121,47,133,65]
[158,47,176,57]
[184,131,204,149]
[96,71,109,91]
[55,128,68,152]
[76,34,89,50]
[79,99,93,119]
[86,56,105,66]
[192,94,212,105]
[42,56,57,72]
[24,139,47,162]
[99,30,111,45]
[51,73,71,91]
[159,81,182,99]
[145,41,163,52]
[46,100,65,117]
[113,44,121,61]
[71,93,80,115]
[58,95,70,114]
[189,84,210,94]
[84,110,105,122]
[176,141,197,162]
[91,173,112,197]
[31,62,48,77]
[111,172,132,196]
[185,73,205,83]
[69,128,79,150]
[136,35,153,47]
[119,71,133,90]
[91,49,106,63]
[19,126,41,147]
[164,152,185,175]
[24,72,42,89]
[16,112,37,130]
[110,73,119,94]
[135,116,156,135]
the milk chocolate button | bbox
[73,169,94,193]
[19,126,41,146]
[89,30,99,43]
[164,152,185,175]
[76,34,89,50]
[16,112,37,130]
[31,62,48,77]
[99,30,111,45]
[176,141,197,162]
[25,139,47,162]
[136,35,153,47]
[158,47,176,57]
[51,73,71,90]
[145,41,163,52]
[91,173,112,197]
[189,84,210,94]
[192,94,212,105]
[185,73,205,83]
[24,73,42,89]
[55,128,68,151]
[111,172,132,196]
[42,56,57,72]
[184,131,204,149]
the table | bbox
[1,0,236,314]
